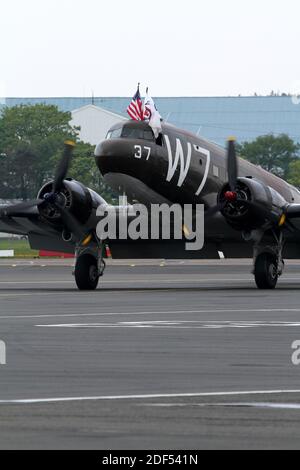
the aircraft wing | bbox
[0,208,257,260]
[0,209,76,254]
[0,207,226,259]
[2,201,300,261]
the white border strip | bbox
[2,389,300,405]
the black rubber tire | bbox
[75,254,99,290]
[254,253,278,290]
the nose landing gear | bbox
[74,238,106,290]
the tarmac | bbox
[0,258,300,449]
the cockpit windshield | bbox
[106,128,122,140]
[106,126,155,141]
[121,127,154,141]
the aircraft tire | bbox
[254,253,278,289]
[75,254,99,290]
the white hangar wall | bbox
[71,104,127,145]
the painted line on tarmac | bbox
[1,389,300,405]
[0,280,73,284]
[1,277,300,286]
[2,307,300,320]
[140,402,300,410]
[0,291,92,299]
[35,320,300,329]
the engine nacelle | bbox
[37,179,106,227]
[218,177,287,231]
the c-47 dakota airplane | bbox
[1,119,300,290]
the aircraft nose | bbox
[94,139,134,176]
[94,139,115,158]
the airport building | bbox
[2,96,300,147]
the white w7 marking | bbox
[164,135,211,195]
[194,146,210,196]
[164,135,191,187]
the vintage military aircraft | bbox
[1,119,300,290]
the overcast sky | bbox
[1,0,300,97]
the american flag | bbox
[127,85,144,121]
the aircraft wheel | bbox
[75,254,99,290]
[254,253,278,289]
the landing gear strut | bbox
[74,237,106,290]
[252,230,284,290]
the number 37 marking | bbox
[134,145,151,160]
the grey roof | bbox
[2,96,300,146]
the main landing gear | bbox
[251,230,284,290]
[74,238,106,290]
[254,252,280,289]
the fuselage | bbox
[95,120,300,208]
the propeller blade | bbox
[227,137,238,191]
[205,201,226,218]
[0,198,44,217]
[54,204,86,241]
[52,140,76,194]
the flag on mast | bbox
[127,84,144,121]
[143,88,162,138]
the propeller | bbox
[0,198,44,217]
[206,138,287,229]
[227,137,238,191]
[205,137,239,217]
[205,201,225,218]
[0,140,88,242]
[52,140,75,194]
[57,205,86,241]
